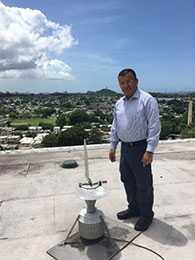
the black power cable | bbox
[107,234,165,260]
[132,242,165,260]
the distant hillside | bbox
[87,88,120,96]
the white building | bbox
[33,133,48,148]
[19,137,34,148]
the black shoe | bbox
[134,216,153,231]
[117,209,139,220]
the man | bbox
[109,68,161,231]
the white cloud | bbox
[0,1,77,80]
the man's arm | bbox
[145,97,161,153]
[142,97,161,166]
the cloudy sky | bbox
[0,0,195,93]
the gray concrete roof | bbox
[1,140,195,259]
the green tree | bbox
[88,128,103,144]
[88,113,100,123]
[104,113,113,124]
[14,124,29,131]
[42,125,89,147]
[26,132,37,138]
[69,110,89,125]
[160,118,181,139]
[94,109,107,123]
[41,107,56,118]
[0,107,8,115]
[42,133,59,147]
[20,111,31,119]
[34,107,55,118]
[181,127,195,138]
[56,113,68,128]
[58,126,88,146]
[9,112,18,119]
[65,102,73,109]
[39,122,53,130]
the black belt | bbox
[121,139,146,147]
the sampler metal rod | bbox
[84,139,91,184]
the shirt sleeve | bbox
[145,97,161,153]
[110,104,119,150]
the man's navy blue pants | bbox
[119,141,154,218]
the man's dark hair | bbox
[118,68,137,80]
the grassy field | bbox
[11,117,56,126]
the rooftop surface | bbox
[1,140,195,260]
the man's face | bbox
[118,72,138,97]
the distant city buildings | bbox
[0,91,195,150]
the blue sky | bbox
[0,0,195,93]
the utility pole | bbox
[187,98,193,127]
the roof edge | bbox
[1,138,195,155]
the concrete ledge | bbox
[1,138,195,155]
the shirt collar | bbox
[123,88,140,101]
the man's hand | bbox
[109,149,116,162]
[142,151,153,166]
